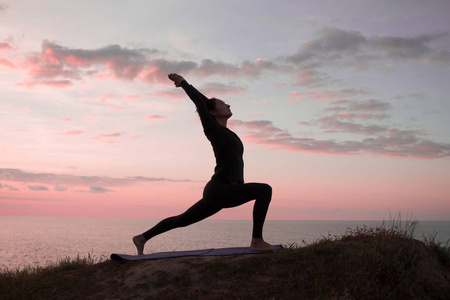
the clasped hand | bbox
[168,73,184,87]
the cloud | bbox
[317,115,389,135]
[13,41,162,87]
[0,182,12,190]
[230,120,292,143]
[0,196,64,201]
[78,96,109,104]
[0,168,190,188]
[283,27,450,69]
[230,119,450,159]
[107,106,125,111]
[0,182,20,191]
[4,28,448,90]
[287,88,372,103]
[293,28,366,58]
[192,58,282,78]
[58,129,84,136]
[239,59,281,77]
[126,176,180,182]
[3,42,265,89]
[334,112,389,121]
[142,114,166,120]
[329,98,391,113]
[323,98,391,121]
[38,41,151,79]
[285,27,368,68]
[194,59,239,77]
[0,58,14,69]
[125,94,140,100]
[200,82,247,96]
[92,132,125,140]
[54,184,68,192]
[429,49,450,65]
[10,41,196,87]
[370,33,448,60]
[140,58,197,84]
[15,80,73,88]
[27,185,49,191]
[348,98,391,112]
[55,117,75,123]
[0,41,12,50]
[295,69,340,89]
[394,93,425,101]
[76,186,113,193]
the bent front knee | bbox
[260,183,272,198]
[264,183,272,193]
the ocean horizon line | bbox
[1,214,449,223]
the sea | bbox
[1,216,449,271]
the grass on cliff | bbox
[1,217,449,300]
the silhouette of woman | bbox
[132,73,277,254]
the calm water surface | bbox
[1,216,449,271]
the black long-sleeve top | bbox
[180,80,244,183]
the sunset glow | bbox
[1,1,449,220]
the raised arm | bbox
[168,73,216,130]
[168,73,208,103]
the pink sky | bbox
[1,1,450,220]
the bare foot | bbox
[133,234,146,255]
[250,238,279,252]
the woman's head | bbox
[206,98,218,111]
[197,98,232,125]
[208,98,232,120]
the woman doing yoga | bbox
[132,73,277,254]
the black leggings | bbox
[142,178,272,241]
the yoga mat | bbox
[111,246,281,262]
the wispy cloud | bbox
[15,80,73,89]
[92,132,125,140]
[324,99,391,120]
[58,129,85,136]
[316,116,390,135]
[0,42,12,51]
[55,117,76,123]
[370,33,448,60]
[142,114,166,121]
[32,41,152,80]
[2,26,449,160]
[230,118,450,159]
[199,82,247,96]
[287,88,372,103]
[283,27,450,69]
[54,184,68,192]
[78,96,110,104]
[0,168,192,189]
[3,27,448,90]
[27,185,49,191]
[75,186,113,193]
[0,196,64,202]
[0,182,19,191]
[285,27,369,67]
[0,58,15,69]
[192,58,285,78]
